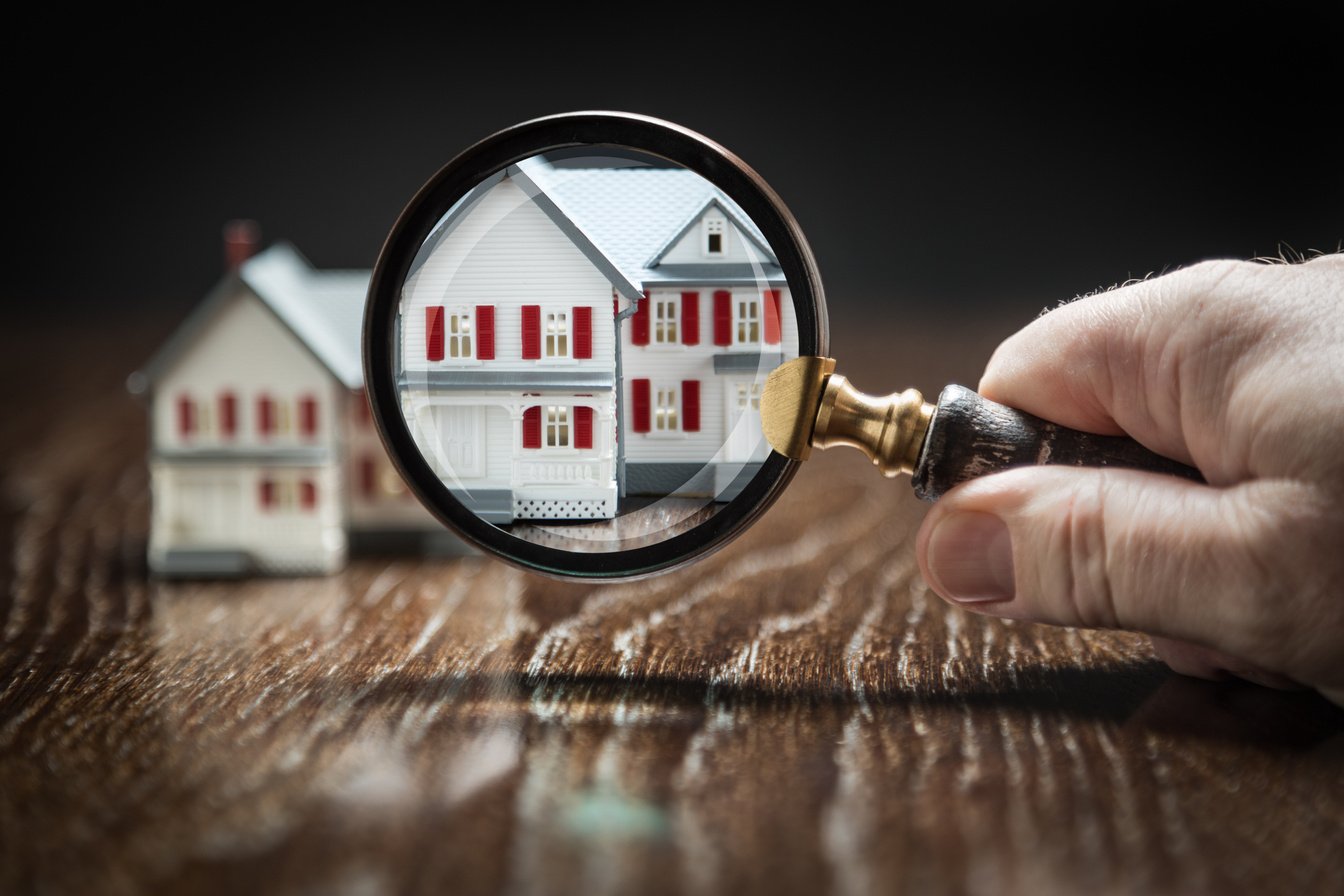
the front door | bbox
[723,378,764,462]
[437,406,485,478]
[175,475,240,543]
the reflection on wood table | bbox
[2,319,1341,896]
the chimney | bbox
[223,219,261,271]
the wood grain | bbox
[2,314,1341,896]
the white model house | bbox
[133,238,441,576]
[398,158,799,522]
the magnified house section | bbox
[397,155,799,523]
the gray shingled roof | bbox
[523,160,780,288]
[241,245,368,388]
[136,243,369,391]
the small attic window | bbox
[704,215,725,256]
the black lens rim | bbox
[363,111,828,579]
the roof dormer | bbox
[647,198,777,268]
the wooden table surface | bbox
[2,313,1342,896]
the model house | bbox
[132,230,441,576]
[397,158,799,522]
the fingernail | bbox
[926,511,1016,603]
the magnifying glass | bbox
[364,111,1197,580]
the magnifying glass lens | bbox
[398,149,797,552]
[367,115,826,577]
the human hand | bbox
[915,255,1344,705]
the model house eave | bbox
[132,244,367,396]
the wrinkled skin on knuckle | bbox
[1035,474,1122,631]
[1186,259,1344,482]
[1197,485,1293,663]
[1158,261,1270,477]
[1206,482,1341,683]
[1251,487,1344,686]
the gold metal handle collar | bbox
[762,356,933,477]
[813,375,931,477]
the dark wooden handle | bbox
[911,384,1203,501]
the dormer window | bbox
[704,215,725,256]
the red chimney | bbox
[223,219,261,271]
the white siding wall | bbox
[148,461,345,574]
[657,213,774,265]
[400,177,616,375]
[623,286,798,465]
[154,293,338,451]
[398,176,619,504]
[401,395,616,486]
[485,405,515,481]
[345,390,440,530]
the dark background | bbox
[12,9,1342,363]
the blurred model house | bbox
[132,224,440,576]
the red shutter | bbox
[177,394,194,438]
[713,290,732,346]
[763,289,782,345]
[259,478,275,509]
[299,395,318,438]
[573,306,593,359]
[426,306,445,361]
[300,479,317,510]
[681,291,700,345]
[575,405,594,449]
[682,380,701,432]
[632,291,650,345]
[219,392,236,437]
[257,395,274,437]
[360,456,376,497]
[631,379,651,433]
[476,304,495,360]
[522,406,542,448]
[521,305,541,359]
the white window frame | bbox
[545,405,571,449]
[544,309,570,360]
[191,397,214,441]
[735,381,762,412]
[260,475,309,513]
[446,306,473,360]
[653,297,679,345]
[703,215,726,257]
[273,398,292,438]
[734,296,760,346]
[653,384,680,435]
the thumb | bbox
[915,465,1311,663]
